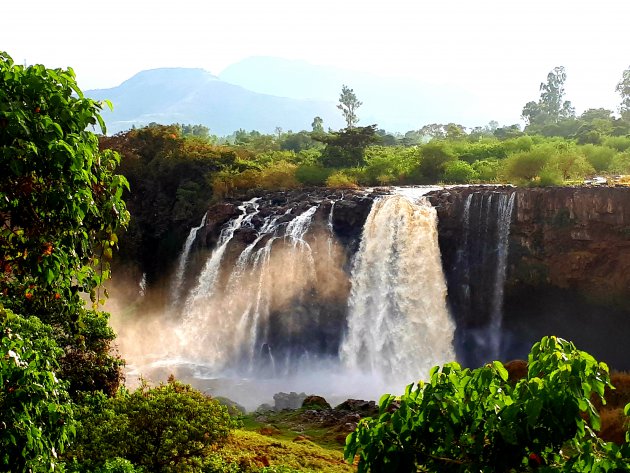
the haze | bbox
[4,0,629,126]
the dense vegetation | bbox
[2,51,630,471]
[345,337,630,472]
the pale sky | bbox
[3,0,629,125]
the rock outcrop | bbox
[428,186,630,369]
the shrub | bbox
[325,172,358,188]
[345,336,630,472]
[580,144,617,172]
[0,308,75,472]
[295,164,331,186]
[442,160,479,183]
[67,379,238,473]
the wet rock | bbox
[302,395,331,410]
[273,391,307,410]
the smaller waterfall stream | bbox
[170,214,207,307]
[451,190,516,364]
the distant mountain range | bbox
[88,57,495,136]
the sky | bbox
[3,0,629,125]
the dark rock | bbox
[273,391,307,410]
[302,395,331,410]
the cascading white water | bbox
[183,198,259,312]
[488,192,516,357]
[178,203,326,375]
[340,193,455,384]
[170,213,207,307]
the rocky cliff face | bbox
[178,186,630,370]
[427,186,630,369]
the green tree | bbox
[0,51,129,397]
[0,52,129,320]
[442,160,478,183]
[616,66,630,121]
[522,66,575,128]
[345,336,630,472]
[416,141,457,182]
[337,84,362,129]
[317,125,379,168]
[311,116,324,134]
[1,308,75,472]
[68,379,238,473]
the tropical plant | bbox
[345,336,630,472]
[0,308,75,472]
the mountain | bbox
[87,68,344,135]
[219,57,492,131]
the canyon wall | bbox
[427,186,630,369]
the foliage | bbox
[205,430,353,473]
[616,66,630,120]
[416,141,457,182]
[67,379,238,473]
[337,85,362,129]
[0,52,128,400]
[442,160,478,184]
[522,66,575,128]
[501,146,552,184]
[0,307,75,472]
[579,144,617,172]
[345,336,630,472]
[325,172,359,188]
[295,164,331,186]
[0,51,129,323]
[317,125,379,168]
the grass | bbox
[240,409,352,451]
[208,429,355,472]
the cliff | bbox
[427,186,630,369]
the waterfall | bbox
[488,192,516,358]
[183,198,260,312]
[170,213,206,307]
[452,191,516,364]
[340,193,455,383]
[178,202,337,375]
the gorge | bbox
[113,186,630,410]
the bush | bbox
[580,144,617,172]
[325,172,358,188]
[500,146,552,183]
[67,379,238,473]
[0,308,75,472]
[345,336,630,472]
[295,164,331,186]
[442,160,479,183]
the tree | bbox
[616,66,630,121]
[0,52,129,320]
[345,336,630,472]
[311,116,324,134]
[0,51,129,397]
[522,66,575,128]
[317,125,379,168]
[337,84,362,129]
[1,308,75,472]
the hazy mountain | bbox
[87,68,344,135]
[219,57,492,131]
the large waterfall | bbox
[340,194,455,383]
[116,187,518,410]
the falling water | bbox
[452,191,516,364]
[178,202,334,375]
[170,213,207,307]
[183,198,260,312]
[340,193,455,384]
[488,192,516,358]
